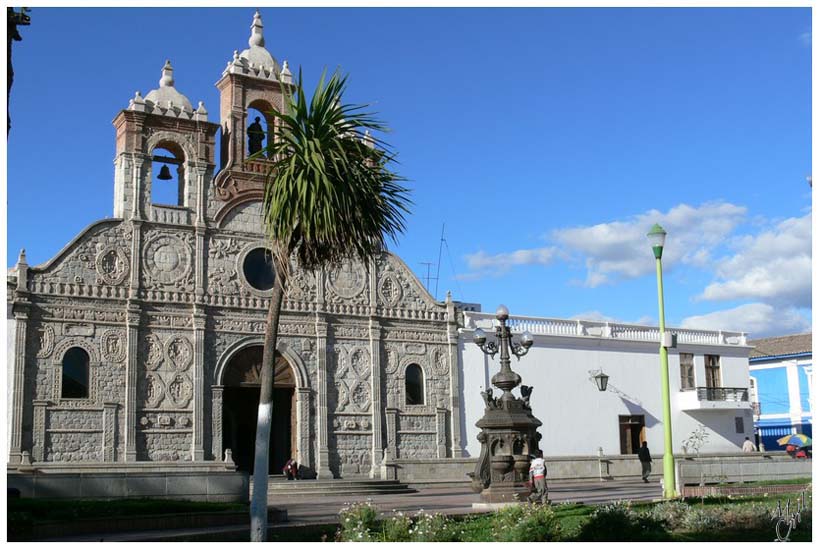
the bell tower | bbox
[112,61,219,225]
[212,10,293,225]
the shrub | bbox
[409,510,459,542]
[337,501,379,541]
[381,511,413,542]
[680,507,722,532]
[491,503,562,542]
[646,500,691,530]
[576,501,669,542]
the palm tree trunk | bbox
[250,273,287,542]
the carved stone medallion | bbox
[145,334,164,370]
[35,324,55,358]
[165,335,193,371]
[95,245,129,285]
[167,373,193,407]
[378,272,402,307]
[100,329,127,362]
[145,374,166,407]
[327,259,366,299]
[144,234,192,285]
[383,346,399,375]
[432,348,449,376]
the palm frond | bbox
[262,67,412,271]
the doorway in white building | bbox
[619,415,646,454]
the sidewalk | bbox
[40,479,662,542]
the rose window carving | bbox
[327,259,366,299]
[144,234,192,286]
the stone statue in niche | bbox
[247,116,264,154]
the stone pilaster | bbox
[314,314,333,478]
[191,309,206,461]
[8,298,30,464]
[296,387,311,470]
[102,402,118,462]
[31,399,48,463]
[368,316,384,478]
[384,408,398,460]
[211,385,224,461]
[194,165,208,225]
[446,297,465,457]
[436,407,448,458]
[131,156,144,219]
[124,303,141,461]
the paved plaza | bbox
[43,479,662,542]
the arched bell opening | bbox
[246,100,275,159]
[221,345,297,474]
[149,141,186,206]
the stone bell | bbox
[157,164,173,180]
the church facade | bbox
[6,12,465,480]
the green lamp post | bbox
[647,223,677,499]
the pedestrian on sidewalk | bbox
[742,436,757,452]
[637,441,652,483]
[528,450,550,504]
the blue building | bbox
[748,333,812,450]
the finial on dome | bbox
[17,248,27,266]
[159,59,174,88]
[280,60,292,83]
[249,10,265,48]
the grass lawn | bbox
[716,477,811,487]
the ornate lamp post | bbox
[469,305,542,503]
[647,223,677,498]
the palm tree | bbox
[249,69,411,541]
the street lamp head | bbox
[520,330,534,349]
[647,223,667,260]
[473,328,487,346]
[593,370,609,392]
[495,304,510,321]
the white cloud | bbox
[699,213,811,308]
[680,303,811,338]
[799,31,811,47]
[552,201,747,287]
[461,246,559,278]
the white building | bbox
[459,311,754,458]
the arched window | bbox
[405,364,424,405]
[62,347,90,398]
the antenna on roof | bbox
[434,223,445,300]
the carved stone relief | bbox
[35,324,55,358]
[143,232,194,290]
[165,335,193,371]
[327,259,367,301]
[100,329,127,363]
[95,245,130,285]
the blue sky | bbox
[6,7,811,337]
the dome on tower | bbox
[224,11,283,80]
[144,60,193,112]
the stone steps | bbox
[252,478,417,497]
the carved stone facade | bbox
[6,12,466,478]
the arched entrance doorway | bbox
[221,345,296,474]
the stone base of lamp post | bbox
[470,392,542,504]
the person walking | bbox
[637,441,652,483]
[528,450,549,504]
[742,436,757,452]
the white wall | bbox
[458,313,754,458]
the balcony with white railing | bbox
[678,386,751,411]
[462,311,748,347]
